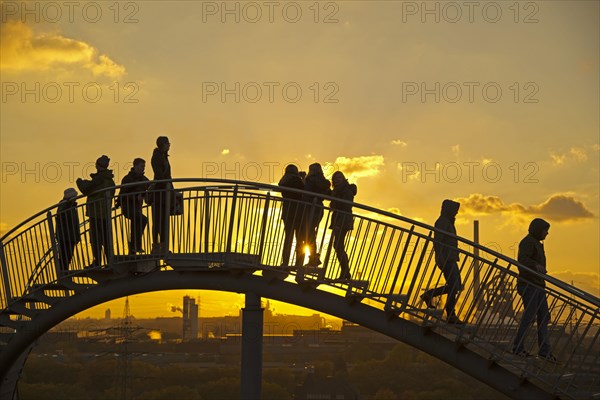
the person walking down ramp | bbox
[420,199,464,324]
[512,218,558,362]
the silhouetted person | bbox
[116,158,150,254]
[151,136,172,253]
[76,155,116,267]
[421,199,464,324]
[329,171,357,280]
[278,164,305,267]
[302,163,331,267]
[512,218,557,362]
[55,188,81,276]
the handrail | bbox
[1,178,599,399]
[2,178,596,306]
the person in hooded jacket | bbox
[116,158,150,255]
[329,171,357,280]
[278,165,305,267]
[512,218,557,362]
[55,188,81,275]
[76,155,116,267]
[420,199,464,324]
[302,163,332,267]
[151,136,172,253]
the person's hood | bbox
[279,172,301,186]
[349,183,357,196]
[284,164,299,175]
[440,199,460,218]
[528,218,550,241]
[333,180,357,196]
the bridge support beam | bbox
[240,292,263,400]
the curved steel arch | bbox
[1,270,552,400]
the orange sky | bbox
[1,0,598,318]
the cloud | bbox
[550,153,566,166]
[221,149,230,155]
[451,145,460,156]
[552,271,599,298]
[550,147,589,166]
[0,20,125,78]
[329,155,385,181]
[391,139,407,147]
[569,147,588,162]
[455,193,595,223]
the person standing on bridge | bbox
[76,155,116,268]
[302,163,331,267]
[150,136,173,254]
[512,218,557,362]
[55,188,81,275]
[420,199,464,324]
[329,171,357,280]
[278,164,306,268]
[116,158,150,255]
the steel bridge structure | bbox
[0,179,598,399]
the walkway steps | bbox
[0,314,28,330]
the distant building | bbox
[182,296,199,341]
[105,309,111,320]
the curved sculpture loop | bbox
[1,179,598,399]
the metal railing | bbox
[1,178,599,398]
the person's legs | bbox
[89,218,101,265]
[333,228,350,279]
[306,209,324,265]
[57,239,75,274]
[129,210,148,253]
[152,200,169,246]
[99,218,112,263]
[534,289,552,356]
[293,225,305,267]
[281,221,294,266]
[422,262,452,305]
[442,261,461,318]
[513,284,538,353]
[152,204,161,244]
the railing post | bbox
[473,220,484,311]
[257,193,271,263]
[46,211,61,280]
[0,242,13,305]
[164,188,171,258]
[105,191,115,265]
[204,190,210,253]
[225,186,238,255]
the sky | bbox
[0,0,598,318]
